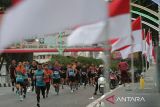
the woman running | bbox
[15,62,26,101]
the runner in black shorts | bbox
[67,64,76,93]
[9,60,17,92]
[60,65,67,89]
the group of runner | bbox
[9,60,103,107]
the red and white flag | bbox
[0,0,107,49]
[107,0,131,40]
[67,0,131,46]
[142,29,147,55]
[146,30,151,62]
[120,44,142,59]
[112,16,143,53]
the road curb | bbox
[87,85,122,107]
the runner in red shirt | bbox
[118,60,129,86]
[44,64,52,97]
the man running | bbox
[9,60,17,92]
[34,63,46,107]
[75,62,82,89]
[43,64,52,97]
[67,64,76,93]
[60,64,67,89]
[81,65,88,88]
[52,61,61,95]
[29,61,37,92]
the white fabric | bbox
[120,44,143,59]
[111,30,142,52]
[132,30,142,45]
[67,12,131,46]
[67,21,107,46]
[107,14,131,39]
[0,0,107,49]
[111,36,131,52]
[142,40,146,55]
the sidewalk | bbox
[87,65,160,107]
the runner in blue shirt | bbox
[34,63,46,107]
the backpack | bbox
[52,71,60,79]
[68,69,75,77]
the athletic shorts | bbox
[60,73,66,79]
[11,76,16,83]
[90,72,95,78]
[69,76,75,82]
[23,79,29,86]
[53,78,60,84]
[75,74,80,81]
[16,81,24,86]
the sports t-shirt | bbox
[52,71,60,79]
[68,69,75,77]
[44,69,52,83]
[35,70,46,86]
[16,71,24,83]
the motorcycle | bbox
[109,72,118,89]
[98,75,106,95]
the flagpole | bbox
[140,17,144,75]
[130,0,135,90]
[145,29,148,75]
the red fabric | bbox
[12,0,22,6]
[44,69,52,83]
[118,62,129,72]
[150,32,152,40]
[152,47,156,63]
[132,16,141,31]
[146,31,150,45]
[116,45,130,51]
[109,0,130,17]
[142,29,145,40]
[108,38,119,45]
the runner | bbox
[23,62,29,98]
[9,60,17,92]
[52,70,61,95]
[34,63,46,107]
[29,61,37,92]
[75,62,82,89]
[81,65,88,88]
[24,61,31,92]
[67,64,76,93]
[52,61,61,95]
[15,62,26,101]
[60,64,67,89]
[43,64,52,97]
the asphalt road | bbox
[0,85,102,107]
